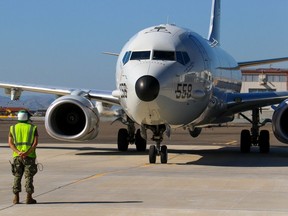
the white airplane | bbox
[1,0,288,163]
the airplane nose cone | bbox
[135,75,160,102]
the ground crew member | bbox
[8,110,39,204]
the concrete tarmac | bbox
[1,120,288,215]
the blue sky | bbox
[0,0,287,91]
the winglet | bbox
[208,0,221,46]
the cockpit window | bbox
[176,51,190,65]
[176,52,184,65]
[153,51,175,61]
[122,50,190,66]
[152,50,190,65]
[122,51,131,65]
[182,52,190,64]
[130,51,151,60]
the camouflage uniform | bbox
[12,156,38,194]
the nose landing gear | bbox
[148,124,168,164]
[149,143,168,164]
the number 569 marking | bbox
[175,83,192,99]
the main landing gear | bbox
[239,108,271,153]
[117,119,147,152]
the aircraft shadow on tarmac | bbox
[74,145,288,167]
[3,145,288,167]
[37,201,143,205]
[0,145,148,156]
[39,146,148,156]
[170,146,288,167]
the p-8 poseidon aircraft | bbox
[1,0,288,163]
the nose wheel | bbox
[160,145,168,163]
[148,124,168,164]
[149,144,168,164]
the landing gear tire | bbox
[240,129,251,153]
[135,129,147,152]
[259,130,270,153]
[149,145,157,164]
[117,128,129,151]
[160,145,168,164]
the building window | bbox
[243,74,258,82]
[266,75,287,82]
[243,74,287,82]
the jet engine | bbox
[45,94,100,142]
[272,99,288,144]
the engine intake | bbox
[272,99,288,144]
[45,95,99,141]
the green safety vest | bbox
[10,123,37,158]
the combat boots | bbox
[13,192,19,204]
[26,193,37,204]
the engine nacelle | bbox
[45,95,100,142]
[272,99,288,144]
[188,127,202,138]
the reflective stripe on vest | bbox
[10,123,37,158]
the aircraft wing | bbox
[225,91,288,114]
[238,57,288,69]
[0,82,119,105]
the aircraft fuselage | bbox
[115,24,241,128]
